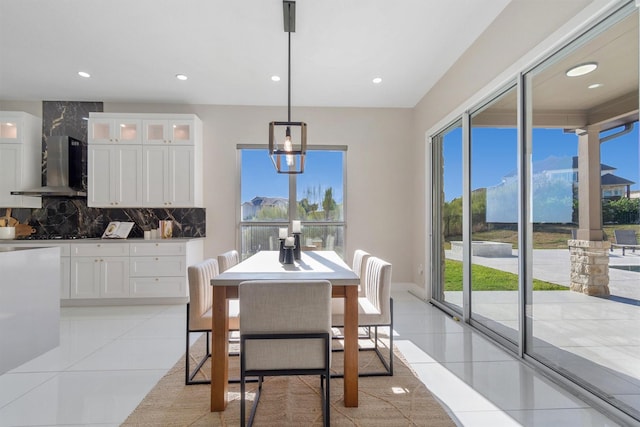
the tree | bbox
[322,187,337,220]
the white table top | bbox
[211,250,360,286]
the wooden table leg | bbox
[343,285,359,407]
[211,286,229,411]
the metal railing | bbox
[240,222,345,260]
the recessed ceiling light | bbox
[588,83,603,89]
[565,62,598,77]
[78,71,91,78]
[372,77,382,84]
[175,74,188,81]
[271,75,281,82]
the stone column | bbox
[569,239,611,296]
[569,126,610,296]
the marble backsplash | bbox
[7,199,205,238]
[1,101,206,238]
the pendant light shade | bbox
[269,0,307,174]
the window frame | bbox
[237,144,348,258]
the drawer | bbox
[129,256,186,277]
[71,242,130,257]
[130,277,187,297]
[130,242,186,256]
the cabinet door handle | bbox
[155,257,159,261]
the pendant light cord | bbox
[287,26,291,123]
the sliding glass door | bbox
[430,2,640,421]
[469,84,520,345]
[432,120,463,313]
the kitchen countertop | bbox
[0,237,205,244]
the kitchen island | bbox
[0,246,60,374]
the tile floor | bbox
[0,288,628,427]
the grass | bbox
[444,224,639,250]
[444,259,567,291]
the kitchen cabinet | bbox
[88,144,143,207]
[88,112,203,208]
[130,241,190,297]
[88,116,141,144]
[70,243,130,299]
[143,145,196,207]
[143,119,195,145]
[0,111,42,208]
[0,238,203,303]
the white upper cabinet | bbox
[88,113,203,208]
[143,119,195,145]
[0,111,42,208]
[143,145,196,207]
[88,144,143,207]
[89,116,141,144]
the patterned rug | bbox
[122,335,455,426]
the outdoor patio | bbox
[444,247,640,415]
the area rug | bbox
[122,335,455,426]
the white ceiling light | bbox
[78,71,90,78]
[271,75,281,82]
[372,77,382,84]
[565,62,598,77]
[175,74,188,81]
[588,83,603,89]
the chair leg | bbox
[243,376,262,427]
[324,373,330,427]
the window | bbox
[239,146,346,259]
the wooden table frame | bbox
[210,250,360,411]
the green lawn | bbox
[444,259,567,291]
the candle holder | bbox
[278,238,285,262]
[283,246,295,264]
[293,232,301,260]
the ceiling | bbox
[0,0,512,108]
[483,9,639,129]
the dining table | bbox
[209,250,360,411]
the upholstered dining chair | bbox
[331,256,393,377]
[239,280,332,427]
[185,258,240,385]
[217,249,240,273]
[352,249,371,297]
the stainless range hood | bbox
[11,135,87,198]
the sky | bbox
[241,149,344,205]
[443,125,639,201]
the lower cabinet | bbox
[70,243,130,298]
[70,256,130,298]
[129,241,189,297]
[1,238,203,303]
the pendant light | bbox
[269,0,307,174]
